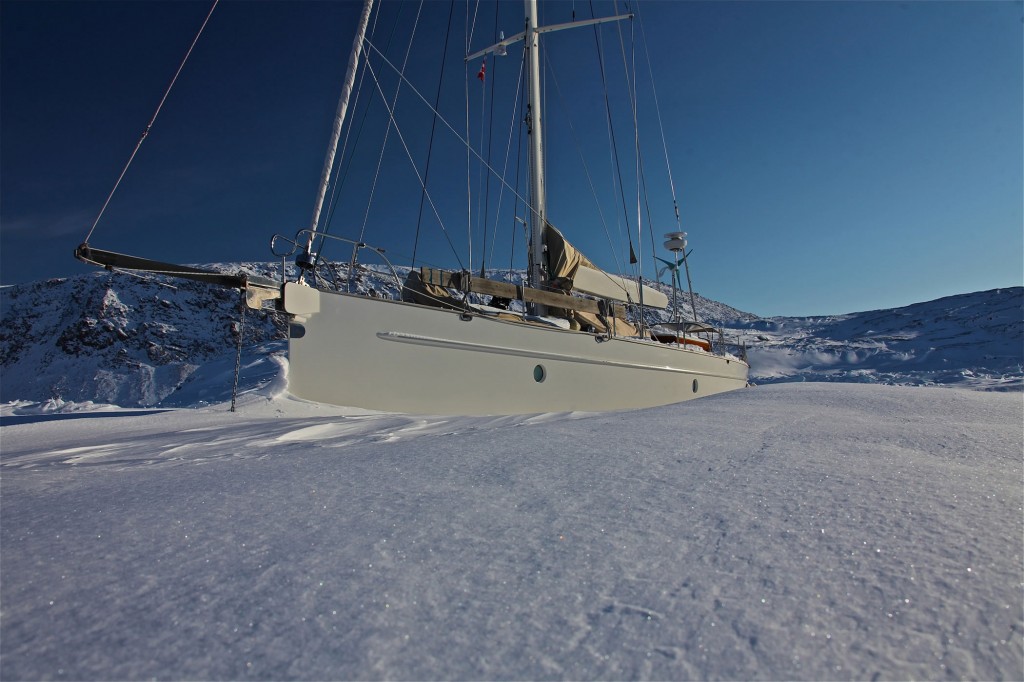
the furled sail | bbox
[543,225,669,308]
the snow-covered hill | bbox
[1,266,287,408]
[0,267,1020,409]
[743,288,1023,391]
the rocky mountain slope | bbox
[0,266,285,408]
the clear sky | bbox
[2,0,1021,317]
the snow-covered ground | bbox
[2,382,1022,680]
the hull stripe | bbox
[376,331,746,381]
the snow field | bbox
[1,383,1021,680]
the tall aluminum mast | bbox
[302,0,376,262]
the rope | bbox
[83,0,219,245]
[230,288,245,413]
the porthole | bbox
[692,378,699,393]
[533,365,547,383]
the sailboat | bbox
[75,0,749,415]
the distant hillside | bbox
[742,288,1023,391]
[1,266,1019,408]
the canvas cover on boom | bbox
[543,225,669,308]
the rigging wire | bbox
[82,0,219,245]
[634,0,700,323]
[545,47,648,307]
[609,2,640,273]
[318,1,389,254]
[507,61,528,282]
[467,0,482,53]
[353,1,424,261]
[635,0,682,228]
[488,52,526,273]
[626,8,642,287]
[360,42,465,269]
[612,2,654,282]
[465,1,473,274]
[588,0,637,270]
[474,58,489,275]
[360,40,537,244]
[544,56,622,277]
[477,3,502,276]
[622,0,649,329]
[411,0,457,267]
[638,159,658,273]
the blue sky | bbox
[2,0,1021,317]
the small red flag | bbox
[477,60,486,82]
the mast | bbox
[303,0,375,259]
[524,0,547,306]
[465,5,631,301]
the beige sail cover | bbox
[544,223,599,290]
[543,225,668,308]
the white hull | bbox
[284,285,748,415]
